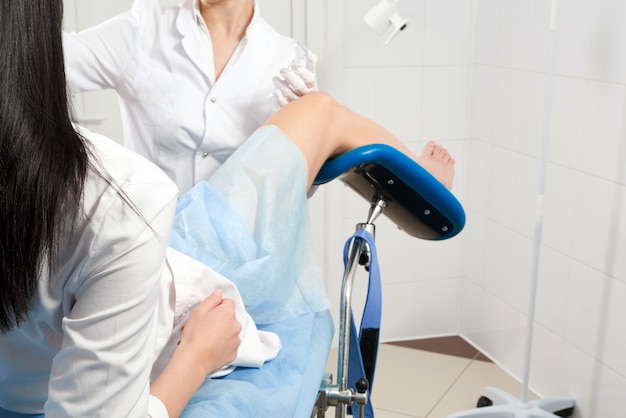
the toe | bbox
[421,141,437,157]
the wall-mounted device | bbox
[363,0,409,45]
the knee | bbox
[301,91,337,112]
[297,92,342,128]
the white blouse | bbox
[64,0,303,194]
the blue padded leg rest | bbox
[314,144,465,240]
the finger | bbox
[196,289,223,314]
[307,51,318,69]
[274,90,289,107]
[291,67,317,91]
[269,87,289,108]
[272,76,299,101]
[280,68,308,94]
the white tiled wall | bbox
[462,0,626,415]
[319,0,626,416]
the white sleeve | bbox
[44,147,179,417]
[148,395,169,418]
[63,2,141,93]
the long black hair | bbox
[0,0,90,332]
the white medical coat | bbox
[0,127,178,417]
[64,0,303,194]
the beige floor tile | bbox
[374,409,420,418]
[427,359,538,418]
[326,345,473,418]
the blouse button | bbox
[210,97,217,103]
[202,152,209,158]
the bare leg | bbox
[262,92,455,190]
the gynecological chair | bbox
[310,144,465,418]
[178,143,465,418]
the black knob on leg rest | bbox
[353,378,369,418]
[356,378,369,394]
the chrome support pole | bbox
[334,236,365,418]
[322,198,388,418]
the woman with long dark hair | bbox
[1,2,241,416]
[0,1,454,417]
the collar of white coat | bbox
[175,0,261,38]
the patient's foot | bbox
[415,141,455,189]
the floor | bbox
[323,336,538,418]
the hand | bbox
[151,290,241,417]
[177,290,242,376]
[271,43,318,108]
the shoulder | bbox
[126,0,186,42]
[77,125,179,220]
[129,0,168,19]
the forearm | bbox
[150,289,241,417]
[150,346,212,418]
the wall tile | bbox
[483,221,514,301]
[339,68,377,119]
[526,0,554,73]
[469,65,496,141]
[505,231,533,314]
[608,185,626,283]
[380,283,420,341]
[563,261,609,356]
[486,147,517,226]
[516,72,546,159]
[474,0,501,66]
[548,76,586,170]
[511,154,541,237]
[424,0,473,66]
[571,174,615,271]
[542,165,579,257]
[497,0,530,69]
[535,246,570,335]
[414,236,464,280]
[555,0,626,84]
[375,67,423,142]
[459,279,485,335]
[461,212,487,286]
[598,278,626,377]
[412,279,459,337]
[579,81,625,182]
[422,67,469,140]
[374,217,421,285]
[342,0,378,68]
[465,140,492,215]
[492,69,525,151]
[382,279,460,342]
